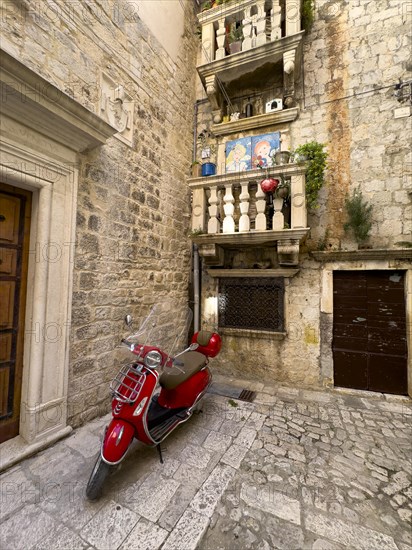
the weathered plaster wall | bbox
[294,0,411,248]
[1,0,198,426]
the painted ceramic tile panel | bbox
[251,132,281,169]
[225,137,252,173]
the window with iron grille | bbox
[218,278,284,332]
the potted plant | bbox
[274,177,290,199]
[292,141,328,209]
[273,150,291,165]
[201,144,216,176]
[344,187,373,248]
[198,130,217,177]
[228,23,243,54]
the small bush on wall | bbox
[344,187,373,246]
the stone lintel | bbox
[207,268,299,278]
[311,249,412,262]
[0,49,118,152]
[211,107,299,136]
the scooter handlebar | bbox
[121,338,135,351]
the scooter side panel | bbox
[157,368,211,409]
[101,419,135,465]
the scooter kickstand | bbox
[156,444,164,464]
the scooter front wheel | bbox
[86,454,111,500]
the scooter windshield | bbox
[126,302,193,360]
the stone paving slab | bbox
[0,378,411,550]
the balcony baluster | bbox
[207,186,221,234]
[222,184,235,233]
[239,183,250,232]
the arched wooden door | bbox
[0,183,32,443]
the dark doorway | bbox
[333,271,407,395]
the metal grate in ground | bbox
[208,383,256,403]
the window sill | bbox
[218,328,286,340]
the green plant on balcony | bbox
[344,187,373,246]
[292,141,328,210]
[201,0,228,11]
[302,0,315,31]
[274,177,290,200]
[187,228,205,237]
[227,23,243,54]
[229,23,243,42]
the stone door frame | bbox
[0,49,117,470]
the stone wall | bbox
[293,0,411,249]
[196,0,411,388]
[1,0,198,426]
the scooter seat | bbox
[159,351,207,390]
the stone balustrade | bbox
[198,0,301,65]
[190,165,307,236]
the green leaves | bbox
[344,188,373,244]
[293,141,328,210]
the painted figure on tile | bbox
[253,140,272,168]
[225,138,251,172]
[251,132,281,169]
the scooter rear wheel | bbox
[86,454,111,500]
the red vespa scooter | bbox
[86,302,221,500]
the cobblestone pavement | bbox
[0,375,411,550]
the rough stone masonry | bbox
[0,0,199,426]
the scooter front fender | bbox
[101,419,135,465]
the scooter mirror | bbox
[125,314,133,328]
[189,343,199,351]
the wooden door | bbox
[0,184,31,443]
[333,271,407,395]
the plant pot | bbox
[276,186,290,199]
[201,162,216,177]
[229,41,242,55]
[274,151,291,165]
[191,164,202,178]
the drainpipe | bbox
[192,99,206,331]
[193,245,200,332]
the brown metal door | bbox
[0,184,31,443]
[333,271,407,395]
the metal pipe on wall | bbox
[193,244,200,332]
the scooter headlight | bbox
[144,350,163,369]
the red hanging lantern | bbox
[260,177,279,193]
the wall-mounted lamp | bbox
[394,79,412,105]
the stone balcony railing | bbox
[197,0,304,122]
[189,163,309,266]
[198,0,301,63]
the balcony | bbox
[197,0,304,122]
[189,162,309,267]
